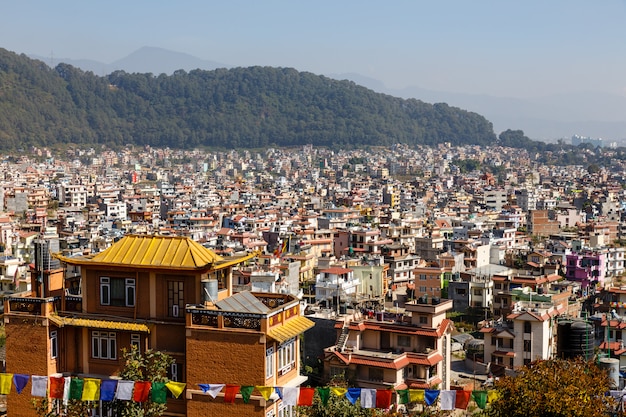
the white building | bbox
[481,300,565,370]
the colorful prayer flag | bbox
[424,389,439,406]
[240,386,254,404]
[49,376,64,399]
[409,389,425,403]
[316,387,331,406]
[298,387,315,406]
[360,388,376,408]
[199,383,224,399]
[224,384,239,403]
[100,380,118,402]
[81,378,101,401]
[455,390,471,410]
[133,381,151,402]
[472,390,488,409]
[166,381,186,399]
[376,389,393,409]
[346,388,361,405]
[0,373,13,395]
[439,390,456,410]
[115,380,134,401]
[282,386,298,406]
[69,378,84,400]
[397,389,410,404]
[30,375,47,397]
[151,382,167,404]
[256,386,274,401]
[330,386,347,397]
[12,374,29,394]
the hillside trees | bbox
[0,48,498,150]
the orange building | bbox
[4,234,312,417]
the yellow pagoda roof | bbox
[56,234,225,270]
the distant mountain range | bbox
[32,46,626,144]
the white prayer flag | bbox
[115,380,135,400]
[31,375,48,397]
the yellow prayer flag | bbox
[165,381,186,399]
[0,373,13,395]
[330,387,347,397]
[255,386,274,401]
[409,389,425,403]
[81,378,101,401]
[487,390,500,403]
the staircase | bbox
[336,325,350,351]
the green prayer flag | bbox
[316,387,330,406]
[151,382,167,404]
[397,389,410,404]
[240,386,254,404]
[69,378,84,400]
[472,390,488,409]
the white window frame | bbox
[278,403,295,417]
[277,338,296,376]
[266,346,275,379]
[91,331,117,360]
[126,278,136,307]
[100,277,135,307]
[50,330,58,359]
[100,277,110,305]
[130,334,141,352]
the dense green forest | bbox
[0,48,499,150]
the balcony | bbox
[4,293,58,316]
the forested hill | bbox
[0,48,497,150]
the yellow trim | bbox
[212,251,260,271]
[267,316,314,343]
[48,315,150,333]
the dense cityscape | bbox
[0,141,625,416]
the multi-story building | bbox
[481,300,566,370]
[565,251,607,294]
[314,267,360,310]
[4,234,313,417]
[382,244,419,289]
[324,298,453,390]
[413,264,444,300]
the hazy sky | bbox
[3,0,626,98]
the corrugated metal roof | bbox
[48,315,150,333]
[216,291,269,314]
[57,235,223,269]
[267,316,315,343]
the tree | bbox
[111,347,174,417]
[485,357,615,417]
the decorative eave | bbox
[54,234,258,271]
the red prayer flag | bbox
[455,390,471,410]
[298,387,315,406]
[224,384,240,403]
[49,376,64,399]
[376,389,393,409]
[133,381,151,402]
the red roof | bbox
[409,377,442,389]
[320,267,353,274]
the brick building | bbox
[4,234,312,417]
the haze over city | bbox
[3,0,626,141]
